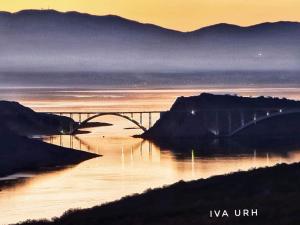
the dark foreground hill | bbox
[16,162,300,225]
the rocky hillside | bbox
[142,93,300,140]
[16,162,300,225]
[0,100,75,135]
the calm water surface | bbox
[1,87,300,224]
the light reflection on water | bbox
[1,87,300,112]
[1,88,300,224]
[1,123,300,224]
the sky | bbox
[0,0,300,31]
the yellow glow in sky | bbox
[1,0,300,31]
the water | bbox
[2,86,300,112]
[1,87,300,224]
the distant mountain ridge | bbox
[0,10,299,73]
[1,10,299,33]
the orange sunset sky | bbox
[0,0,300,31]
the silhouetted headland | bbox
[0,128,98,178]
[0,101,99,178]
[141,93,300,151]
[0,101,76,135]
[15,162,300,225]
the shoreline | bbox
[0,164,86,190]
[15,162,300,225]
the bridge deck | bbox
[44,111,164,114]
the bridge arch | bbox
[72,112,147,134]
[229,109,300,136]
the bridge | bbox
[197,107,300,137]
[166,107,300,137]
[46,111,165,134]
[45,108,300,137]
[228,108,300,137]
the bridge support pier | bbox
[140,113,143,125]
[69,122,74,134]
[228,111,232,134]
[215,111,219,136]
[240,111,245,126]
[149,113,152,129]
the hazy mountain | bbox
[0,10,299,74]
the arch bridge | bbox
[46,111,165,134]
[46,108,300,136]
[228,108,300,137]
[197,107,300,137]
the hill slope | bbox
[0,10,299,72]
[16,162,300,225]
